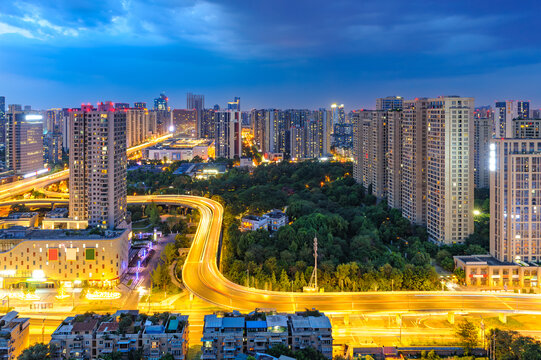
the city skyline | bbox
[2,1,541,109]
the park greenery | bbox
[128,160,491,292]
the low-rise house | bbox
[50,311,188,360]
[0,311,30,360]
[263,210,288,232]
[202,311,332,360]
[240,215,268,231]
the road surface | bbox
[0,134,172,201]
[5,195,541,315]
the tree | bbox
[18,343,51,360]
[162,243,178,265]
[151,263,171,290]
[455,319,478,353]
[159,354,175,360]
[99,351,122,360]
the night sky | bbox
[1,0,541,110]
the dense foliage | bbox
[128,160,490,292]
[488,329,541,360]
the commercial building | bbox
[201,311,332,360]
[215,111,242,159]
[228,97,241,111]
[172,109,197,138]
[376,96,403,111]
[5,110,44,176]
[50,311,188,360]
[154,93,168,111]
[145,138,212,161]
[0,227,129,288]
[69,104,128,229]
[0,311,30,360]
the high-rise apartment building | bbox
[69,104,127,229]
[473,116,491,188]
[399,98,428,225]
[353,97,475,244]
[425,96,474,244]
[5,110,44,175]
[490,136,541,262]
[126,108,151,147]
[44,132,63,166]
[385,110,403,209]
[353,111,388,198]
[494,100,530,138]
[214,110,242,159]
[45,109,63,134]
[376,96,403,111]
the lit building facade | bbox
[5,111,44,176]
[473,116,491,188]
[69,105,127,229]
[376,96,403,111]
[494,100,530,138]
[0,227,130,288]
[126,108,151,148]
[426,96,474,244]
[214,111,242,159]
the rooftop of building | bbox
[53,311,187,337]
[5,212,38,220]
[454,254,541,267]
[242,215,267,222]
[174,163,227,176]
[0,227,127,240]
[44,208,69,218]
[148,138,213,150]
[263,210,287,219]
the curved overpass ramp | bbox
[2,195,540,314]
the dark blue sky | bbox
[1,0,541,110]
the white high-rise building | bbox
[69,104,127,229]
[426,96,474,244]
[490,137,541,262]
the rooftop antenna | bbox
[305,235,318,292]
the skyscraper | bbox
[5,110,44,175]
[228,97,240,111]
[376,96,403,111]
[385,110,403,210]
[134,102,147,110]
[214,110,242,159]
[187,93,205,137]
[154,93,168,111]
[425,96,474,244]
[69,104,127,229]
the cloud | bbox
[0,21,35,38]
